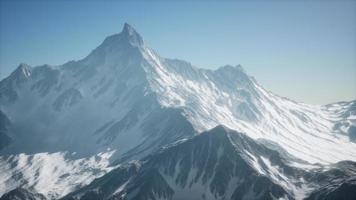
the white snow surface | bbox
[0,151,115,199]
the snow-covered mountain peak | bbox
[0,63,32,98]
[218,64,245,73]
[1,23,356,166]
[81,23,146,69]
[12,63,31,78]
[101,23,144,49]
[122,23,143,44]
[120,23,144,47]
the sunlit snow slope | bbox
[144,55,356,164]
[0,151,114,199]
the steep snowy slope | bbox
[0,23,355,199]
[0,151,114,199]
[61,126,356,200]
[141,56,356,164]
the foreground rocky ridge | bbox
[58,126,355,200]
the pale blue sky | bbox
[0,0,355,104]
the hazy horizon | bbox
[0,0,355,105]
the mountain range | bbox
[0,23,355,200]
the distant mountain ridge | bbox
[0,23,355,199]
